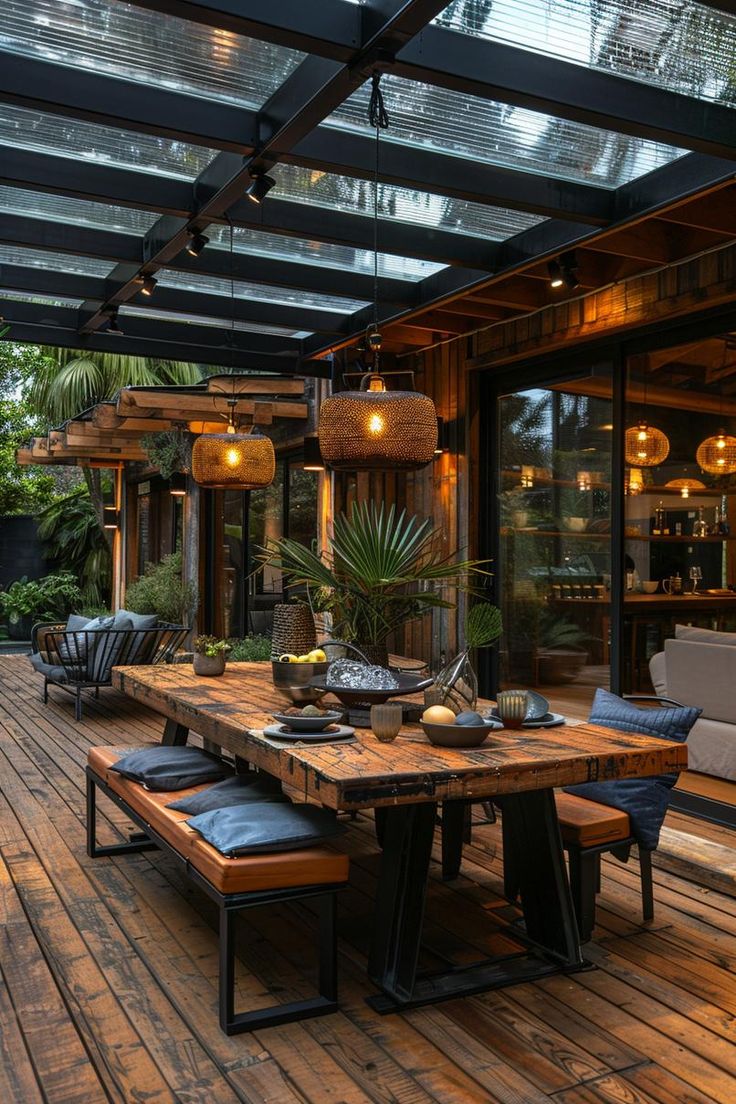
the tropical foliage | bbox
[227,634,272,662]
[125,552,198,626]
[0,573,82,625]
[140,428,192,478]
[260,501,490,647]
[37,487,111,607]
[464,601,503,650]
[0,345,61,515]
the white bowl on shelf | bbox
[563,517,587,533]
[641,581,659,594]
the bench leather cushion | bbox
[89,746,348,893]
[555,792,630,848]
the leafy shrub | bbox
[140,429,191,479]
[0,573,82,624]
[125,552,198,626]
[227,634,272,662]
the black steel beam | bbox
[0,263,346,334]
[0,214,412,304]
[0,300,328,372]
[304,152,736,358]
[394,27,736,162]
[76,1,452,334]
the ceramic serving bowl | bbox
[271,710,343,733]
[271,660,329,704]
[641,580,659,594]
[309,672,433,707]
[420,719,500,748]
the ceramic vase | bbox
[193,653,225,677]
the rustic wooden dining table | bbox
[112,662,688,1012]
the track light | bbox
[302,436,324,472]
[245,171,276,205]
[169,473,187,496]
[547,260,563,289]
[186,231,209,257]
[107,308,123,336]
[140,274,157,297]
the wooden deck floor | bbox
[1,655,735,1104]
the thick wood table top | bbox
[624,592,736,610]
[112,663,688,811]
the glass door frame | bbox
[478,346,625,699]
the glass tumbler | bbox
[370,703,403,742]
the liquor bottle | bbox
[719,495,730,536]
[693,506,708,538]
[653,500,665,536]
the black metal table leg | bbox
[162,718,189,745]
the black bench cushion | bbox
[88,746,349,893]
[188,803,347,856]
[110,745,233,791]
[167,773,287,814]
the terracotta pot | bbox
[193,652,226,677]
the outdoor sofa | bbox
[30,610,188,720]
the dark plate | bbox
[489,710,565,729]
[262,723,355,742]
[271,710,343,733]
[309,672,433,707]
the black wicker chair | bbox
[30,621,189,720]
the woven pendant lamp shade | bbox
[319,376,437,472]
[665,477,706,498]
[625,467,644,495]
[624,420,670,467]
[191,429,275,489]
[696,431,736,475]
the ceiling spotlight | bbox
[107,308,123,336]
[560,250,580,289]
[302,435,324,472]
[186,231,209,257]
[547,260,563,288]
[245,171,276,205]
[140,274,158,297]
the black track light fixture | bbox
[140,274,157,297]
[303,436,324,472]
[186,230,209,257]
[245,171,276,205]
[107,308,123,335]
[547,260,563,289]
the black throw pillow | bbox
[167,773,287,814]
[564,688,700,850]
[188,802,346,855]
[110,745,233,791]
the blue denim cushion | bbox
[166,773,287,814]
[111,745,233,791]
[188,802,346,855]
[563,688,700,850]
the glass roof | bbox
[437,0,736,108]
[158,270,366,314]
[331,74,685,189]
[1,0,305,107]
[269,164,544,240]
[0,244,112,277]
[120,305,310,341]
[0,105,217,179]
[207,225,445,282]
[1,288,82,308]
[0,185,157,235]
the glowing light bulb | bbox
[717,436,726,449]
[225,447,240,468]
[368,413,384,435]
[637,429,648,442]
[681,486,690,498]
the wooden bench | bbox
[86,746,349,1034]
[503,793,652,942]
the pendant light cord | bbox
[368,72,390,337]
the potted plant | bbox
[0,573,82,640]
[140,428,191,478]
[260,501,489,667]
[536,611,590,684]
[193,636,231,676]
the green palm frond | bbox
[465,602,503,649]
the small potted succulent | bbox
[192,635,231,677]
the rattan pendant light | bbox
[624,419,670,467]
[696,430,736,475]
[317,73,437,473]
[191,219,275,490]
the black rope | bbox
[368,72,389,342]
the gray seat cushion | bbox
[167,773,287,814]
[188,802,346,856]
[110,745,234,791]
[29,652,70,682]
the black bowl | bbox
[271,710,343,733]
[309,672,433,707]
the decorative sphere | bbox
[455,711,485,726]
[422,704,457,725]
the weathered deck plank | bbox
[1,655,735,1104]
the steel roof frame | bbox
[0,0,734,369]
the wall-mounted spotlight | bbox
[245,171,276,205]
[103,506,120,530]
[303,435,324,472]
[186,231,209,257]
[107,308,123,335]
[140,274,157,297]
[169,473,187,496]
[434,415,449,455]
[547,260,563,288]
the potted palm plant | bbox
[259,501,489,666]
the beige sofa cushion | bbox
[675,624,736,646]
[649,651,668,697]
[686,718,736,781]
[664,638,736,725]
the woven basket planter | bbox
[271,604,316,660]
